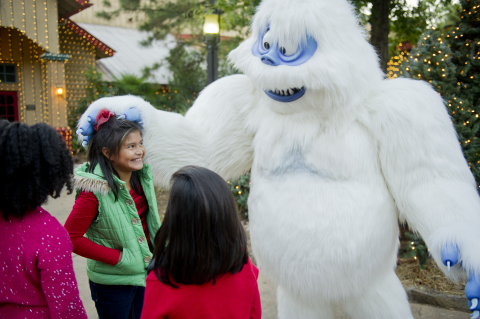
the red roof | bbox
[65,19,115,58]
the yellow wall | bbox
[0,0,59,54]
[0,0,107,127]
[0,27,45,125]
[59,25,96,124]
[0,26,70,127]
[43,60,68,128]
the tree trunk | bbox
[208,0,219,83]
[370,0,391,73]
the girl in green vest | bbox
[65,108,161,319]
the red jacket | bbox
[141,258,262,319]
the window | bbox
[0,65,17,83]
[0,92,18,122]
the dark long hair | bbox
[0,120,73,220]
[87,117,143,201]
[152,166,249,288]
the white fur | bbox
[79,0,480,317]
[73,175,111,195]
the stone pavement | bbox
[42,188,470,319]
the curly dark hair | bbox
[0,120,73,220]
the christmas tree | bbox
[388,0,480,189]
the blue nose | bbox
[261,52,279,66]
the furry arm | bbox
[185,74,255,181]
[77,75,255,187]
[367,78,480,281]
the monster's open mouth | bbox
[264,87,306,102]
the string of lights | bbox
[0,0,115,151]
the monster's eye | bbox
[262,31,274,50]
[279,44,296,56]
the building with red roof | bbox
[0,0,114,147]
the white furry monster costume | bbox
[78,0,480,318]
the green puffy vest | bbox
[74,162,161,286]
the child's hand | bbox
[117,251,123,264]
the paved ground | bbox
[42,187,471,319]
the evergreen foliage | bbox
[349,0,454,61]
[227,173,251,220]
[401,231,429,269]
[389,0,480,189]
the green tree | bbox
[350,0,454,71]
[401,231,429,269]
[227,172,251,220]
[390,0,480,187]
[101,0,455,76]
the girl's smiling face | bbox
[109,130,145,174]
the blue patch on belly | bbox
[270,149,330,178]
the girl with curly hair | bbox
[0,120,87,319]
[64,108,161,319]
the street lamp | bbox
[203,13,220,85]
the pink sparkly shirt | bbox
[0,207,87,319]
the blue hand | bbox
[77,117,95,137]
[441,244,459,272]
[442,245,480,318]
[81,135,91,148]
[77,108,100,147]
[121,107,142,124]
[77,108,100,135]
[466,274,480,318]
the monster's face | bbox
[252,28,317,102]
[228,0,383,113]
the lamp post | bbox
[203,13,220,85]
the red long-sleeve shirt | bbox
[64,186,151,266]
[141,258,262,319]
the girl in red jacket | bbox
[141,166,261,319]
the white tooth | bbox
[471,310,479,319]
[471,299,478,310]
[275,90,279,94]
[289,89,294,95]
[281,90,285,96]
[447,261,451,272]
